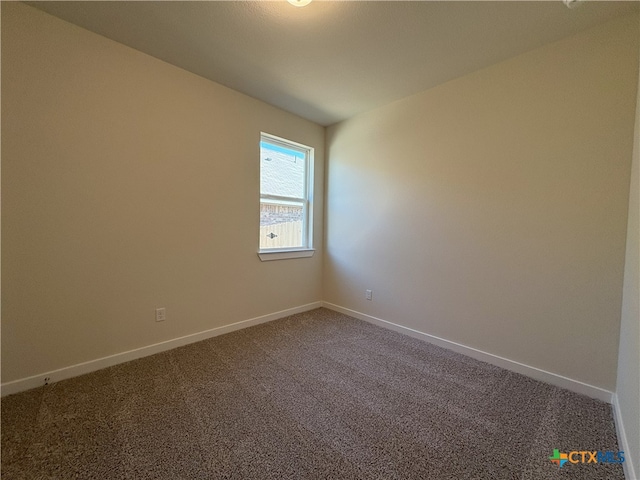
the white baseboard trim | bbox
[612,394,638,480]
[322,302,613,403]
[0,302,323,397]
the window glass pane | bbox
[260,200,303,249]
[260,141,305,199]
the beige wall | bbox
[616,58,640,478]
[2,1,638,401]
[325,14,639,391]
[1,3,324,383]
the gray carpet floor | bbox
[1,308,625,479]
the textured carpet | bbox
[1,308,624,479]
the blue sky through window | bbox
[260,141,305,160]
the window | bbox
[259,133,314,260]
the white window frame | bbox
[258,133,315,261]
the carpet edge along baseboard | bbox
[0,302,323,397]
[322,302,613,404]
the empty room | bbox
[2,1,639,479]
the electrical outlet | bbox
[43,377,51,385]
[365,289,373,301]
[155,307,166,322]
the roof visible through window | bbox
[260,141,306,199]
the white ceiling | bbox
[28,1,639,126]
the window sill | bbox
[258,249,315,262]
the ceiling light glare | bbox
[562,0,583,9]
[287,0,312,7]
